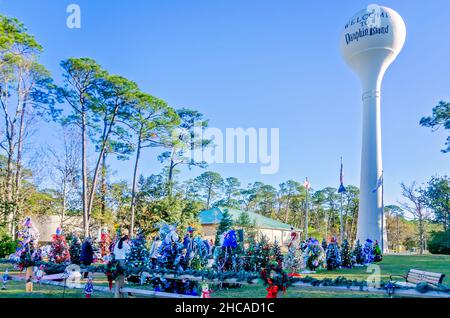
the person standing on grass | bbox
[113,231,130,298]
[149,236,162,268]
[80,237,94,278]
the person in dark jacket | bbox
[80,238,94,278]
[80,238,94,265]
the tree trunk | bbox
[86,105,119,229]
[130,134,142,238]
[61,178,67,227]
[12,101,27,237]
[6,137,14,236]
[81,109,89,238]
[206,186,212,209]
[167,149,176,197]
[101,151,107,226]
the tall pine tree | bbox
[215,209,233,246]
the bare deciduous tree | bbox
[400,182,430,254]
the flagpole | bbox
[339,157,344,244]
[305,177,309,240]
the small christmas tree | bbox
[215,209,233,246]
[69,236,82,265]
[353,239,365,265]
[12,218,41,270]
[363,239,374,264]
[270,240,283,266]
[244,241,262,272]
[282,242,304,274]
[100,229,111,259]
[305,239,325,271]
[259,235,271,269]
[49,228,71,264]
[325,238,341,270]
[243,234,270,272]
[125,230,151,273]
[340,239,353,268]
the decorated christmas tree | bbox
[340,239,353,268]
[125,230,151,273]
[244,241,263,272]
[270,240,283,266]
[100,229,111,259]
[282,241,304,274]
[325,238,341,270]
[11,218,41,270]
[260,235,271,267]
[214,229,243,272]
[49,228,71,264]
[353,239,365,265]
[69,235,82,265]
[305,239,325,271]
[362,239,374,264]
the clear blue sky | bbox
[1,0,449,206]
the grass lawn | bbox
[0,254,448,298]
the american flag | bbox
[304,178,311,190]
[372,173,383,193]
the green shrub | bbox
[428,229,450,255]
[0,227,17,258]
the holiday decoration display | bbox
[85,276,94,298]
[270,240,283,266]
[362,239,374,264]
[282,240,304,274]
[201,283,212,298]
[340,239,353,268]
[69,235,82,265]
[305,239,325,271]
[288,228,298,248]
[100,229,111,260]
[261,261,289,298]
[214,229,243,272]
[189,236,210,270]
[325,238,341,270]
[11,217,41,270]
[35,265,44,285]
[373,240,383,262]
[157,223,186,271]
[353,239,365,265]
[48,227,71,264]
[1,269,8,290]
[125,230,151,273]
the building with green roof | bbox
[199,206,299,245]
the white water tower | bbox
[340,5,406,251]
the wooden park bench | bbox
[390,269,446,288]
